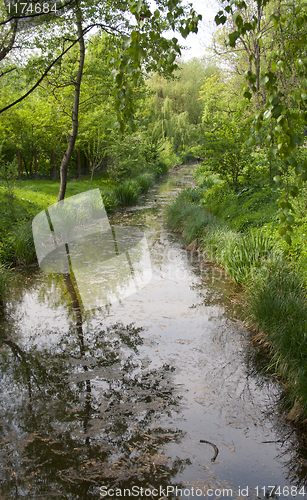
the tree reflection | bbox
[0,274,188,499]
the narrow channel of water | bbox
[1,166,307,499]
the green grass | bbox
[166,187,280,284]
[166,189,215,245]
[136,172,155,194]
[247,263,307,421]
[0,165,164,272]
[199,180,280,231]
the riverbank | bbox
[0,161,170,305]
[166,179,307,424]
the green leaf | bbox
[263,109,272,119]
[283,234,292,245]
[215,12,227,25]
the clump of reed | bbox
[204,227,279,284]
[114,180,141,206]
[247,263,307,421]
[101,189,117,212]
[166,188,215,245]
[11,222,36,265]
[136,173,155,194]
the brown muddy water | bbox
[1,166,307,499]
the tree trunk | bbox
[58,7,85,202]
[77,148,81,179]
[18,149,21,180]
[34,149,38,180]
[51,149,56,180]
[85,154,88,175]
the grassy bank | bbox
[0,161,171,308]
[166,180,307,423]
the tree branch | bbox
[0,26,92,114]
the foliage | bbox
[215,0,307,243]
[199,74,254,185]
[147,58,218,154]
[101,189,118,212]
[166,189,214,244]
[10,222,36,266]
[166,186,280,284]
[153,160,169,177]
[199,174,279,231]
[136,172,154,194]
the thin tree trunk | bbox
[85,154,88,175]
[34,149,38,180]
[18,149,21,180]
[52,149,56,180]
[58,6,85,202]
[23,158,29,176]
[77,148,81,179]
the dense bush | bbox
[136,173,155,194]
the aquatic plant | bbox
[11,222,36,265]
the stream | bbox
[1,166,307,499]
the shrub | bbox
[196,173,224,190]
[166,189,216,245]
[114,181,141,206]
[153,161,169,177]
[136,173,154,194]
[101,189,118,212]
[11,222,36,265]
[179,151,196,164]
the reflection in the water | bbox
[0,276,188,498]
[32,189,152,310]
